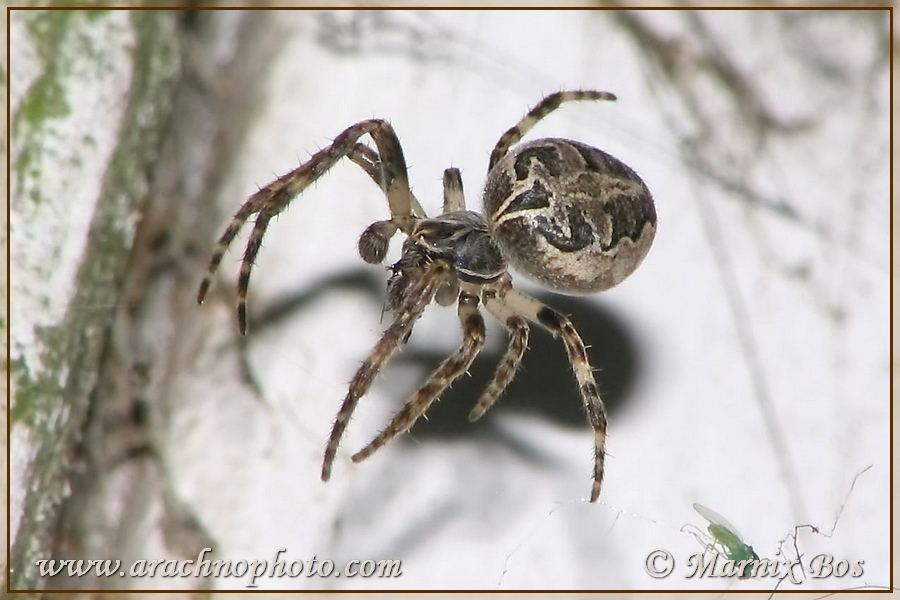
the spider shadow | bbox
[396,290,640,438]
[251,267,642,438]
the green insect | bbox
[692,503,760,579]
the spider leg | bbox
[348,142,427,218]
[442,167,466,213]
[494,277,607,502]
[351,292,486,464]
[321,260,449,481]
[198,119,416,334]
[468,287,530,422]
[488,90,617,171]
[196,201,258,305]
[350,142,428,265]
[235,212,272,332]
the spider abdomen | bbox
[483,138,656,294]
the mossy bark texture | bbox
[9,10,180,590]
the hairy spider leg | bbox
[348,142,427,219]
[438,168,535,423]
[442,167,466,214]
[349,142,429,265]
[197,120,416,334]
[496,279,607,503]
[488,90,617,171]
[468,288,530,422]
[321,260,449,481]
[352,292,486,464]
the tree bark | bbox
[8,9,279,591]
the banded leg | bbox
[350,142,427,265]
[321,261,449,481]
[468,288,530,422]
[501,284,607,503]
[198,119,415,334]
[348,142,427,218]
[442,168,466,213]
[488,90,617,171]
[351,292,486,464]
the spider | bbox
[198,90,656,502]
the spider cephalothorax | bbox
[198,90,656,502]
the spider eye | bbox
[410,223,447,252]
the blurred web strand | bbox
[494,499,581,589]
[495,498,664,589]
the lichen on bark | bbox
[8,9,181,590]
